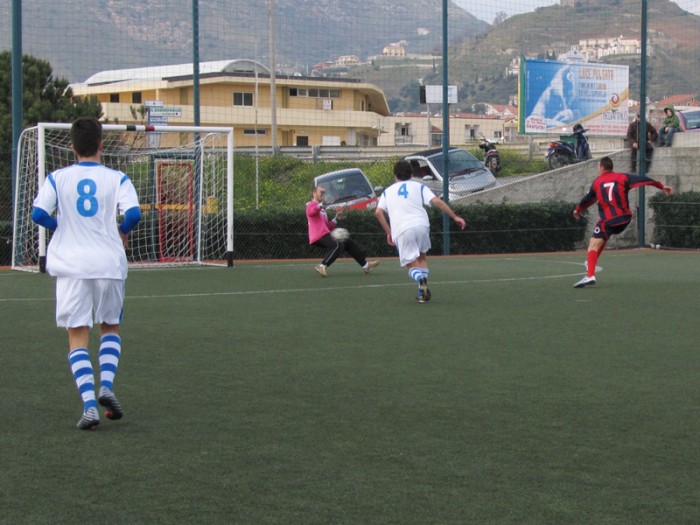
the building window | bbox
[132,92,142,104]
[234,92,254,106]
[295,88,339,99]
[243,129,267,135]
[110,93,119,103]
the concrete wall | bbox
[454,144,700,249]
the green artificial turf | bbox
[1,250,699,524]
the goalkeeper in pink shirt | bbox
[306,185,379,277]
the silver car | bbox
[402,148,497,200]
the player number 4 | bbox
[398,182,409,199]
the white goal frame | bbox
[12,123,234,272]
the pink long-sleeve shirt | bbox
[306,200,336,244]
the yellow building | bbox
[70,59,390,147]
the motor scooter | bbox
[479,136,501,174]
[546,124,591,169]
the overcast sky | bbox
[456,0,700,24]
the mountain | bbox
[0,0,488,83]
[439,0,700,109]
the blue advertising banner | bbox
[519,58,629,135]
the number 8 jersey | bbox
[33,161,140,279]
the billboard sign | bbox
[519,59,629,135]
[425,85,458,104]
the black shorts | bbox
[593,216,631,241]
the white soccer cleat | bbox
[363,260,380,274]
[76,407,100,430]
[98,387,123,420]
[314,264,327,277]
[573,276,596,288]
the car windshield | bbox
[318,171,372,204]
[429,150,484,179]
[683,111,700,130]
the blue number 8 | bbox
[76,179,98,217]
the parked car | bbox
[313,168,382,210]
[402,147,497,200]
[678,109,700,132]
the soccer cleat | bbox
[314,264,327,277]
[573,276,596,288]
[416,291,426,304]
[76,407,100,430]
[98,387,124,420]
[419,277,431,302]
[363,260,380,274]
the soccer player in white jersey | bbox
[31,117,142,430]
[376,160,466,303]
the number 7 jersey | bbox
[33,161,140,279]
[575,171,664,221]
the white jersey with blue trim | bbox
[33,161,140,279]
[377,180,436,239]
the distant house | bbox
[484,104,518,119]
[383,42,406,57]
[336,55,360,66]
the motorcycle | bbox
[545,124,591,169]
[479,136,501,175]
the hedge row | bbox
[230,201,589,260]
[650,192,700,248]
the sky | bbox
[455,0,700,24]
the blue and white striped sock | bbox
[408,267,422,283]
[68,348,97,411]
[99,334,122,392]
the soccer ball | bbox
[330,227,350,242]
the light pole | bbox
[269,0,278,152]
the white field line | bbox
[0,262,593,303]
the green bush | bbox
[0,220,11,266]
[650,191,700,248]
[229,202,587,260]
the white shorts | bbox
[55,277,125,328]
[395,226,431,267]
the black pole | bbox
[638,0,648,246]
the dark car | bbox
[402,147,497,200]
[313,168,382,211]
[678,109,700,132]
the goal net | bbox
[13,123,234,272]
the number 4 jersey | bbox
[33,161,140,279]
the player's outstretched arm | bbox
[661,184,674,196]
[430,197,467,230]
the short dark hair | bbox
[70,117,102,157]
[599,156,614,171]
[394,160,413,181]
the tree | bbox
[0,52,102,153]
[493,11,508,26]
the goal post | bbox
[12,123,235,272]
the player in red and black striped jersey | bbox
[572,156,674,288]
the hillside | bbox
[0,0,487,83]
[446,0,700,107]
